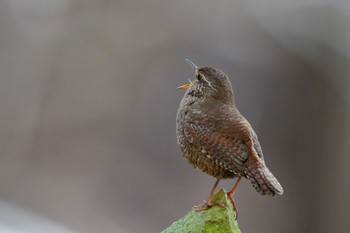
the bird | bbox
[176,59,283,215]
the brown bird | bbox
[176,59,283,214]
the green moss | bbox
[162,189,240,233]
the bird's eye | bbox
[197,74,203,81]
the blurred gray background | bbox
[1,0,350,232]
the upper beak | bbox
[177,59,198,89]
[185,59,198,70]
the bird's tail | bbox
[246,162,283,196]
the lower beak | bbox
[177,83,192,89]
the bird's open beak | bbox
[177,59,198,89]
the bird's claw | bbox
[193,200,226,212]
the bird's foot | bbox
[226,193,238,219]
[193,200,226,212]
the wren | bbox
[176,59,283,214]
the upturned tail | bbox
[247,163,284,196]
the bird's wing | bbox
[250,129,264,161]
[185,123,249,175]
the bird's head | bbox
[178,59,235,104]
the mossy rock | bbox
[162,189,241,233]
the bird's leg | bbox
[227,176,241,219]
[204,178,223,206]
[194,178,225,211]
